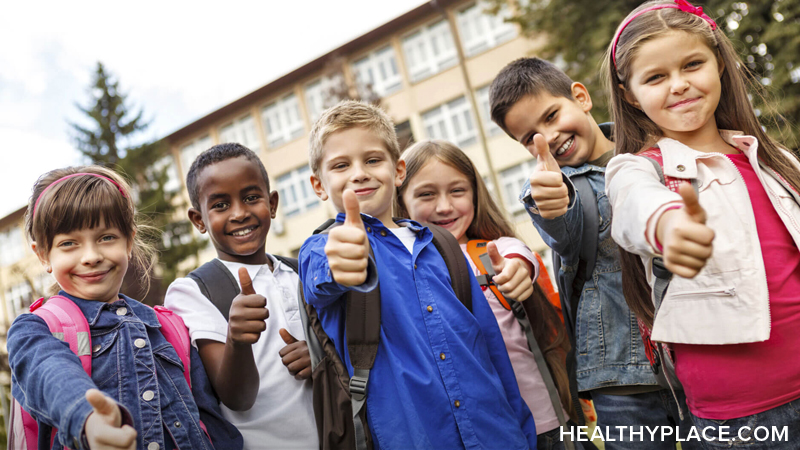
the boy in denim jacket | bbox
[490,58,690,448]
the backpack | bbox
[185,219,472,450]
[465,240,574,450]
[8,295,206,450]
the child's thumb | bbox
[529,134,558,173]
[679,183,706,224]
[486,242,505,273]
[86,389,119,423]
[343,190,364,229]
[238,267,256,296]
[279,328,298,345]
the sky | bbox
[0,0,428,218]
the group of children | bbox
[9,1,800,449]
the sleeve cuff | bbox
[646,202,683,253]
[347,255,379,293]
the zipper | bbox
[669,287,736,298]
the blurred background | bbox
[0,0,797,446]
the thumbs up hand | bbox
[228,267,269,345]
[278,328,312,380]
[527,134,569,219]
[656,183,715,278]
[84,389,137,450]
[487,242,534,301]
[325,190,370,287]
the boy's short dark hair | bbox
[186,143,270,210]
[489,57,575,136]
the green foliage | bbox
[72,63,203,304]
[489,0,800,149]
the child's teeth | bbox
[556,137,573,156]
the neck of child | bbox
[661,118,736,155]
[377,213,399,229]
[590,122,616,160]
[219,249,272,269]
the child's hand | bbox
[657,183,715,278]
[325,190,369,286]
[84,389,136,450]
[228,268,269,346]
[487,242,534,301]
[278,328,312,380]
[527,134,568,219]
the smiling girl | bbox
[605,1,800,447]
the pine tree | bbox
[487,0,800,149]
[71,62,203,304]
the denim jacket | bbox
[520,163,658,392]
[8,292,243,450]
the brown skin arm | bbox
[197,339,260,411]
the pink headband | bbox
[612,0,717,68]
[33,172,126,218]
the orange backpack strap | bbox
[465,240,513,311]
[532,252,564,323]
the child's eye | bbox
[212,202,229,210]
[332,162,348,170]
[451,188,466,195]
[417,191,434,198]
[58,241,75,248]
[546,110,557,122]
[244,195,260,202]
[100,235,117,242]
[686,60,703,69]
[366,158,381,165]
[645,74,663,84]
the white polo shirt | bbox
[165,254,318,450]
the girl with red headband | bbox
[605,1,800,447]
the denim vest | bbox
[8,292,242,450]
[520,164,658,392]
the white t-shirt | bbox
[164,255,318,450]
[388,226,417,253]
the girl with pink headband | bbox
[605,1,800,448]
[8,166,243,450]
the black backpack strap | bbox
[427,223,472,313]
[273,255,299,273]
[187,259,241,321]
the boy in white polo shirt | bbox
[164,143,317,449]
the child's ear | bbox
[31,242,52,273]
[310,174,329,201]
[571,82,593,112]
[268,190,279,219]
[619,84,641,109]
[188,208,207,234]
[127,230,135,259]
[394,160,407,187]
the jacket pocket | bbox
[91,330,120,389]
[153,344,186,373]
[667,286,736,302]
[576,288,600,357]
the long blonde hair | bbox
[396,139,574,418]
[604,1,800,329]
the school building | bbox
[0,0,553,373]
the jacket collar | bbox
[657,130,756,179]
[58,290,160,328]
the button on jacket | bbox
[300,214,537,450]
[8,292,243,450]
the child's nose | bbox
[670,75,690,94]
[436,196,454,214]
[81,244,103,265]
[350,163,370,182]
[230,201,250,221]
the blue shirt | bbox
[8,292,243,450]
[300,214,537,450]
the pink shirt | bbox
[672,153,800,419]
[461,237,565,434]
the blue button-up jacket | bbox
[520,162,658,392]
[300,214,537,450]
[8,292,243,450]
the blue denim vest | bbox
[520,164,658,392]
[8,292,242,450]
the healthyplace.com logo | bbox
[562,426,789,443]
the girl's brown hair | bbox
[604,0,800,328]
[26,166,157,294]
[396,139,574,418]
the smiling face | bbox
[504,84,606,168]
[36,221,131,303]
[188,156,278,265]
[310,126,406,227]
[624,30,723,143]
[401,159,475,244]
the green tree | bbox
[72,62,204,304]
[488,0,800,148]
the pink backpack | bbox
[8,295,207,450]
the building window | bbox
[0,227,26,266]
[421,96,478,148]
[456,2,517,57]
[6,281,32,317]
[180,135,213,178]
[352,45,402,97]
[305,73,345,123]
[276,165,320,218]
[219,114,262,152]
[499,160,537,214]
[475,85,503,137]
[261,94,305,148]
[402,19,458,83]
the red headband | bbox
[612,0,718,68]
[33,172,126,218]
